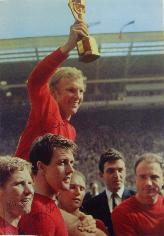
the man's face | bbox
[135,161,163,204]
[58,174,86,213]
[43,148,74,194]
[54,77,85,119]
[0,169,34,217]
[100,160,126,193]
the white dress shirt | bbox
[106,186,125,212]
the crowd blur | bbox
[1,105,164,189]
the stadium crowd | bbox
[1,107,164,189]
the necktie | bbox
[111,193,117,210]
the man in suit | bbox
[82,148,135,236]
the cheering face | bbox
[135,161,163,204]
[0,169,34,218]
[54,77,85,120]
[100,160,126,193]
[42,148,74,194]
[58,173,86,213]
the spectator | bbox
[82,148,135,236]
[82,181,100,205]
[112,153,164,236]
[0,156,34,235]
[15,20,88,161]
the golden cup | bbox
[68,0,100,63]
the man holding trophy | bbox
[15,0,99,161]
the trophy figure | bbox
[68,0,100,63]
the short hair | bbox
[29,133,77,174]
[0,156,32,187]
[134,152,164,173]
[99,148,125,173]
[90,181,98,188]
[49,67,87,90]
[72,170,86,184]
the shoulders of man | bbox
[19,193,59,224]
[19,194,68,235]
[0,217,18,235]
[113,195,136,217]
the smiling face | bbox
[100,159,126,193]
[0,168,34,218]
[58,172,86,214]
[135,161,163,204]
[42,148,74,194]
[54,77,85,120]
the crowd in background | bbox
[1,106,164,190]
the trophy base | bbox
[77,36,100,63]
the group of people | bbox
[0,18,164,236]
[0,135,107,236]
[0,140,164,236]
[81,148,164,236]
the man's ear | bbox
[134,174,137,184]
[0,188,4,196]
[37,161,47,175]
[50,87,56,97]
[99,171,103,178]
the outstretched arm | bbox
[28,21,88,95]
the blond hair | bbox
[134,153,164,173]
[0,156,32,187]
[49,67,87,90]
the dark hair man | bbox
[0,156,34,235]
[15,20,88,161]
[112,153,164,236]
[82,148,135,236]
[19,134,97,236]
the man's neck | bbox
[0,205,20,227]
[34,174,57,200]
[61,112,71,121]
[106,185,124,197]
[136,193,159,205]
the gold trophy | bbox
[68,0,100,63]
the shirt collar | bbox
[105,185,125,199]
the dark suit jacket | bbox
[81,188,135,236]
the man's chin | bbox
[71,106,80,114]
[61,182,70,190]
[23,206,32,214]
[113,183,122,191]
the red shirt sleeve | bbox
[28,48,68,99]
[112,208,137,236]
[19,212,57,236]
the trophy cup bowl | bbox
[68,0,100,63]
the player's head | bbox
[50,67,87,119]
[0,156,34,217]
[29,134,77,193]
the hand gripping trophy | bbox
[68,0,100,63]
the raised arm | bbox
[28,21,88,97]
